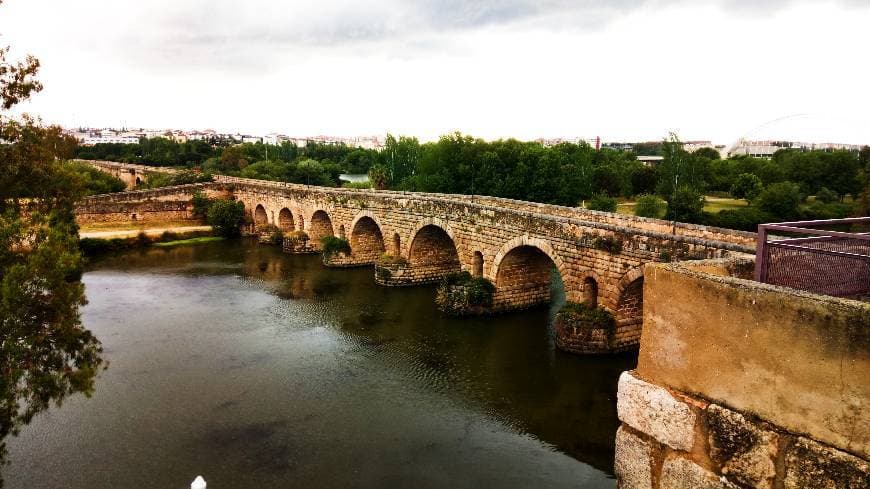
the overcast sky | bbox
[1,0,868,144]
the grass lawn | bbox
[615,196,748,217]
[79,220,199,231]
[153,236,225,247]
[703,196,748,213]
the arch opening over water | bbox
[407,224,461,282]
[350,216,385,264]
[254,204,268,229]
[278,208,295,232]
[494,244,565,311]
[309,210,334,249]
[617,277,643,326]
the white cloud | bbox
[1,0,868,144]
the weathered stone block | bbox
[660,457,740,489]
[706,404,778,489]
[614,426,652,489]
[617,371,696,451]
[784,437,869,489]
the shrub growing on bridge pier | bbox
[320,236,351,257]
[435,271,496,316]
[554,302,617,354]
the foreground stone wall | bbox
[614,257,869,488]
[616,372,869,489]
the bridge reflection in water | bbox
[6,239,635,488]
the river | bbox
[5,238,635,488]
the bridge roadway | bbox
[80,160,756,353]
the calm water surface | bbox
[6,239,635,488]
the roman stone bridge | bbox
[86,160,177,189]
[78,161,756,353]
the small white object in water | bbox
[191,475,207,489]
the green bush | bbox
[633,194,666,218]
[706,207,773,232]
[557,302,616,329]
[435,271,495,314]
[587,193,617,212]
[801,201,853,220]
[191,191,213,218]
[465,276,496,306]
[593,236,623,254]
[342,181,372,189]
[378,253,408,266]
[206,199,245,237]
[755,181,803,220]
[321,236,351,256]
[815,187,840,204]
[64,161,127,195]
[666,186,705,223]
[265,226,283,245]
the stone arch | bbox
[472,251,484,277]
[491,235,568,281]
[278,208,295,232]
[349,211,385,264]
[614,265,645,348]
[254,204,269,229]
[491,236,568,311]
[407,224,461,281]
[404,217,458,255]
[308,210,334,248]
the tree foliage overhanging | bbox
[0,13,105,485]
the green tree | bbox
[64,161,126,195]
[815,187,839,204]
[587,193,618,212]
[206,200,245,237]
[693,147,721,160]
[854,146,870,216]
[1,16,104,485]
[755,181,803,220]
[634,194,666,218]
[730,173,763,202]
[368,163,390,190]
[666,186,705,223]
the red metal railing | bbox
[755,217,870,299]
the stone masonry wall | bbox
[615,256,869,487]
[75,201,197,225]
[615,371,869,489]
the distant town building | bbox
[637,155,664,167]
[727,139,866,158]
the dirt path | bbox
[80,225,212,239]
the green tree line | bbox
[77,130,869,230]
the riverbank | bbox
[80,225,212,239]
